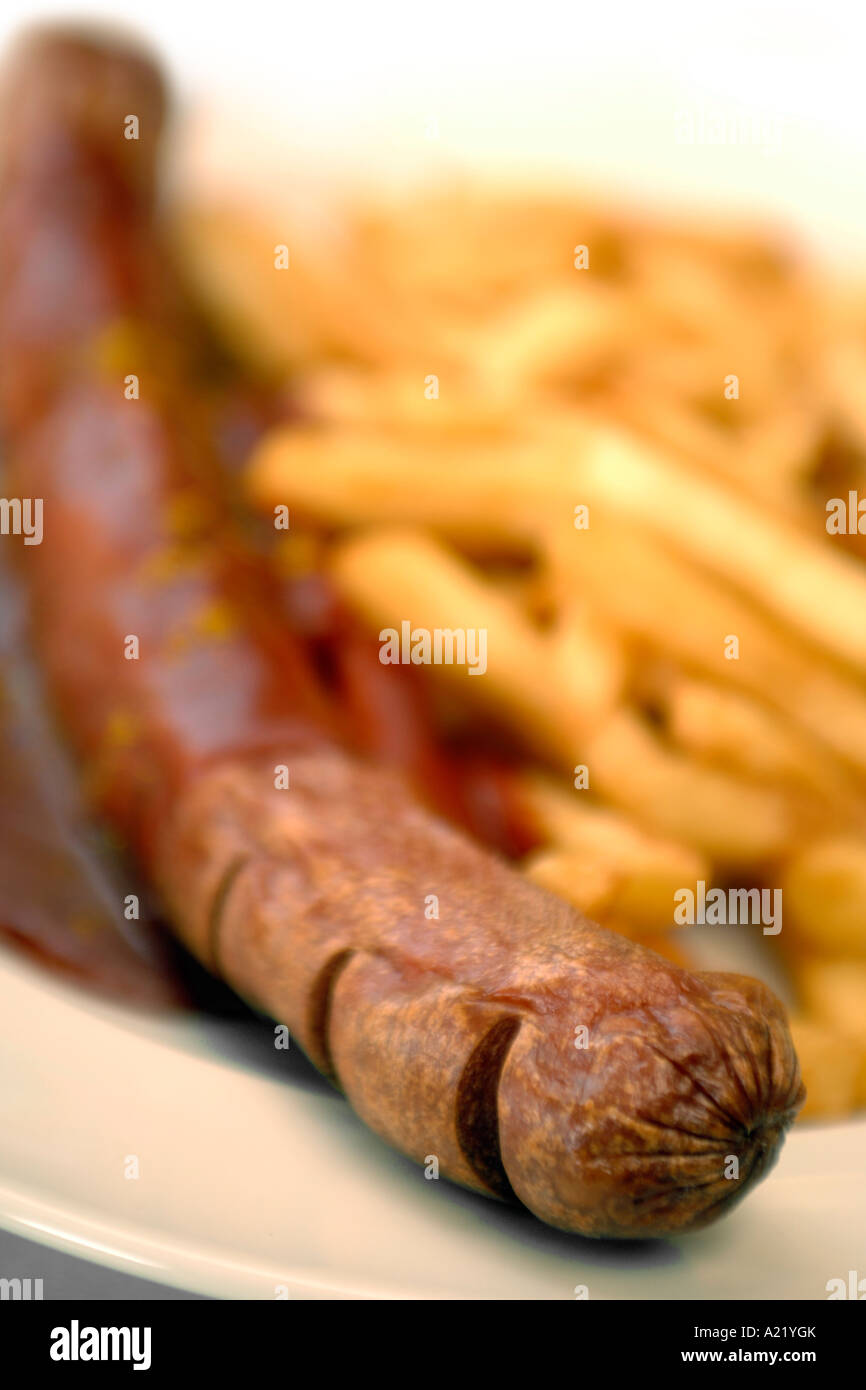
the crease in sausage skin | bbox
[455,1015,522,1200]
[205,854,250,976]
[306,947,358,1082]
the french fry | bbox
[523,845,697,938]
[521,850,616,918]
[247,424,556,551]
[546,604,625,734]
[795,958,866,1048]
[602,384,821,522]
[352,188,622,307]
[795,959,866,1105]
[548,415,866,676]
[468,283,632,401]
[519,771,706,883]
[618,320,790,427]
[821,339,866,457]
[738,401,828,494]
[584,708,793,866]
[544,511,866,778]
[787,1016,862,1121]
[296,367,520,439]
[628,232,798,341]
[330,529,792,863]
[327,527,621,752]
[661,677,866,821]
[783,839,866,957]
[520,775,706,929]
[175,203,452,372]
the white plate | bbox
[1,0,865,1302]
[1,946,863,1300]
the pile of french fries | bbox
[174,185,866,1121]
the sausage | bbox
[164,751,804,1234]
[0,27,805,1238]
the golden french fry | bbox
[520,774,706,929]
[296,367,520,439]
[352,188,623,307]
[787,1016,862,1121]
[546,605,625,735]
[783,839,866,957]
[603,385,821,523]
[523,843,708,944]
[666,678,809,778]
[628,232,796,334]
[327,527,622,754]
[330,529,796,863]
[738,402,828,494]
[794,960,866,1105]
[796,958,866,1051]
[821,339,866,457]
[521,850,616,917]
[247,424,556,551]
[584,708,792,866]
[519,772,705,878]
[174,203,451,372]
[544,511,866,778]
[468,283,631,401]
[662,677,866,821]
[548,415,866,676]
[523,846,687,932]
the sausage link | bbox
[160,754,804,1235]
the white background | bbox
[0,1,864,260]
